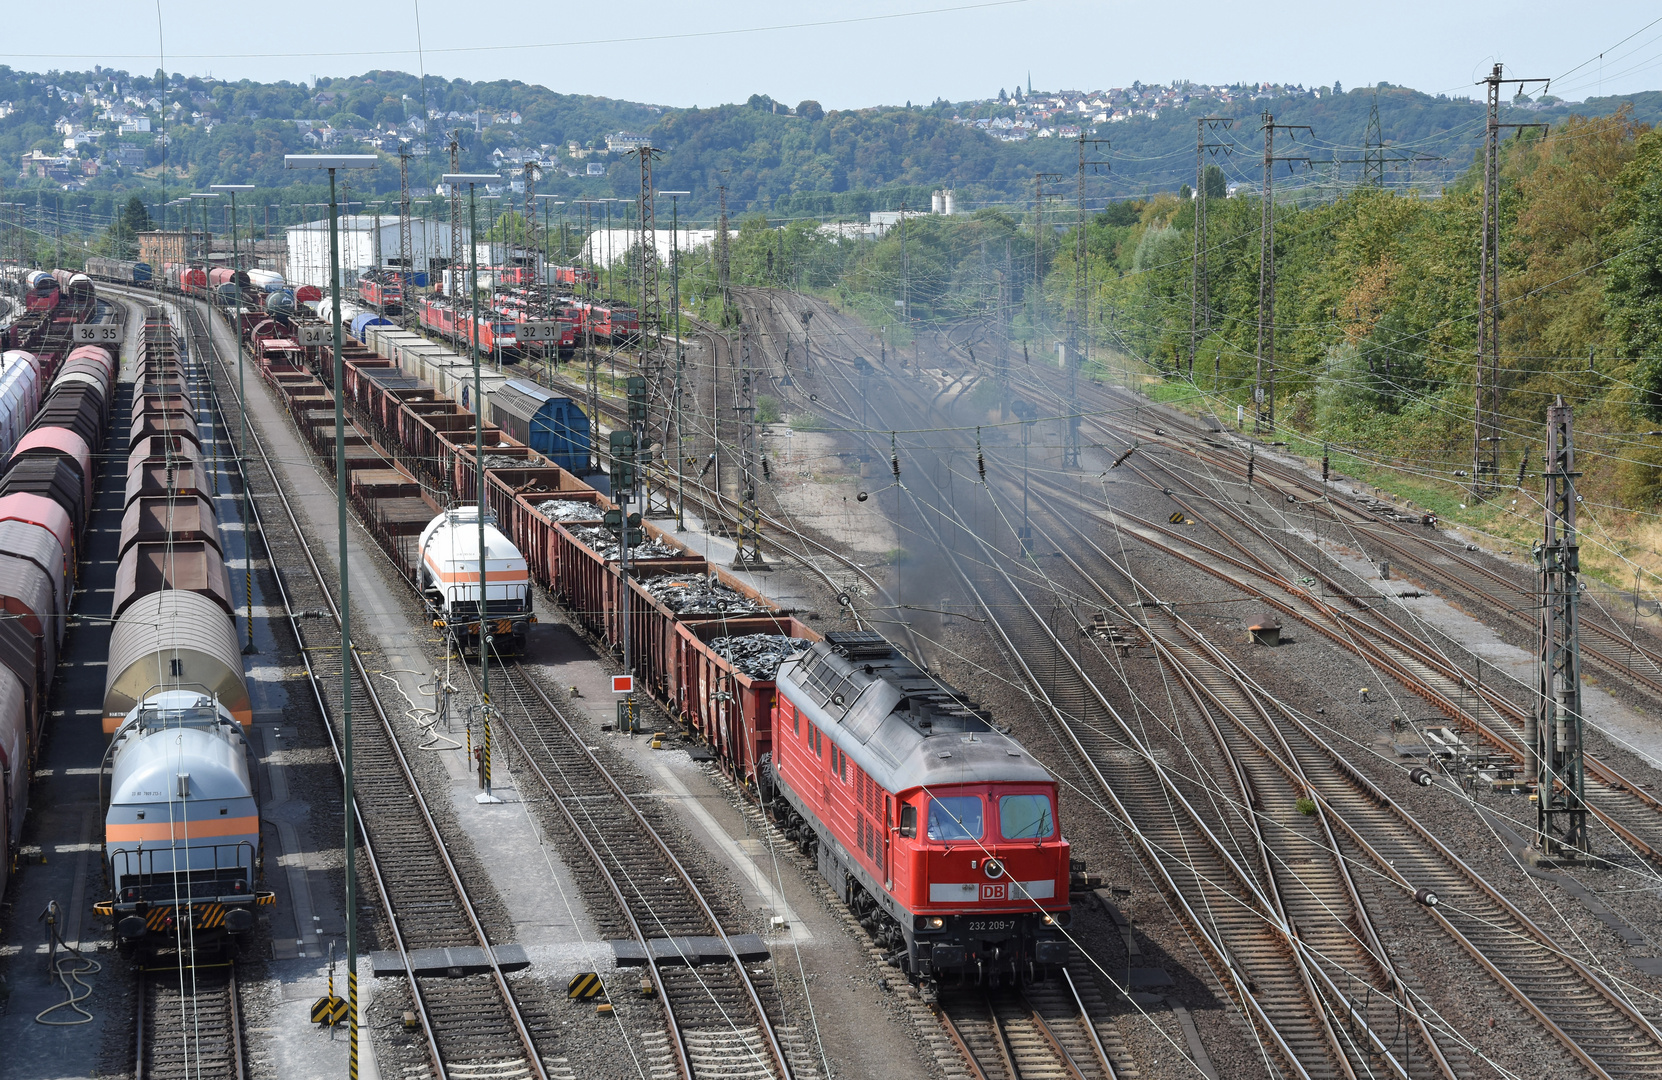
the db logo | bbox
[981,884,1006,900]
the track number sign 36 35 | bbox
[73,324,120,344]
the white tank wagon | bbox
[98,689,272,953]
[103,590,251,734]
[419,506,534,654]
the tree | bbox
[1202,163,1227,199]
[796,100,824,122]
[122,195,154,235]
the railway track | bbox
[136,964,245,1080]
[159,292,554,1079]
[736,289,1662,1077]
[1048,437,1662,866]
[1003,411,1662,1076]
[744,296,1371,1078]
[460,652,816,1080]
[934,972,1121,1080]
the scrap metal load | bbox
[534,498,600,522]
[568,524,678,562]
[641,573,771,617]
[419,506,533,654]
[708,634,810,679]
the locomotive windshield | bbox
[999,794,1055,839]
[926,795,984,841]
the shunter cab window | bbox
[926,796,984,842]
[999,794,1056,840]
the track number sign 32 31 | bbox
[73,324,120,344]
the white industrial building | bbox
[285,215,500,289]
[578,228,733,268]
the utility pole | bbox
[1255,111,1315,434]
[1191,117,1232,379]
[522,162,538,313]
[1068,134,1109,467]
[716,182,731,323]
[1532,396,1588,854]
[732,322,767,569]
[399,145,414,328]
[1474,63,1549,499]
[448,131,462,303]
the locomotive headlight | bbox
[983,858,1006,880]
[927,917,944,929]
[1043,915,1054,925]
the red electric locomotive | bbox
[570,300,639,344]
[548,264,597,288]
[357,271,403,315]
[420,297,518,355]
[23,271,60,313]
[768,631,1071,989]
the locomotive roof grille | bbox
[780,637,1050,793]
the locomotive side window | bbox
[927,795,984,841]
[999,794,1055,839]
[898,803,917,838]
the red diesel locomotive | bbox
[767,631,1070,988]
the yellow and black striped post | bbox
[481,700,493,798]
[348,970,359,1077]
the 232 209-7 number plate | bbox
[965,920,1015,932]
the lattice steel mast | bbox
[1191,118,1232,379]
[1531,397,1588,853]
[1254,111,1314,434]
[399,145,414,328]
[1068,134,1109,468]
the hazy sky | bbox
[5,1,1659,109]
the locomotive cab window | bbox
[999,794,1055,840]
[898,803,917,838]
[927,795,984,841]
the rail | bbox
[135,287,550,1080]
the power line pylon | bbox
[1474,63,1549,500]
[1532,396,1588,854]
[1255,110,1315,435]
[1363,94,1385,187]
[398,144,414,328]
[1191,117,1232,379]
[447,132,462,304]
